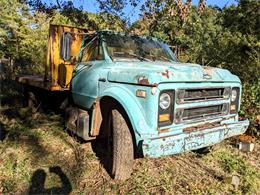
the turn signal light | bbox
[136,90,146,98]
[159,114,170,122]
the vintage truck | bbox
[18,24,249,180]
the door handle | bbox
[98,78,106,82]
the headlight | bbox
[158,91,174,127]
[159,93,171,110]
[231,89,238,101]
[230,87,240,114]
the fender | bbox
[100,85,151,140]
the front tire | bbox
[110,108,134,180]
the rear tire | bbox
[110,108,134,180]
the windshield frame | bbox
[101,32,178,63]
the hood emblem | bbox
[203,66,213,79]
[203,73,212,79]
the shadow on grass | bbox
[1,108,21,120]
[91,139,112,178]
[1,100,96,193]
[29,166,72,195]
[0,79,24,107]
[0,122,7,141]
[192,146,212,156]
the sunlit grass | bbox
[0,105,259,194]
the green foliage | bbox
[130,0,259,134]
[241,80,260,136]
[208,148,260,194]
[0,0,259,134]
[0,0,48,75]
[0,0,125,78]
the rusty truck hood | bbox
[107,61,240,86]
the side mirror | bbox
[60,32,72,61]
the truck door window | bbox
[81,36,104,62]
[60,32,72,61]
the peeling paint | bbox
[91,99,103,136]
[158,127,170,134]
[183,122,220,132]
[151,87,157,95]
[142,119,249,158]
[161,69,170,78]
[138,76,150,85]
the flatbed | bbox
[17,24,90,91]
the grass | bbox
[0,103,259,194]
[204,146,260,194]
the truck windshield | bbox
[103,33,177,62]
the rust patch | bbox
[50,26,57,43]
[158,127,170,134]
[91,100,103,136]
[50,84,61,91]
[183,122,221,132]
[239,134,256,143]
[70,27,77,41]
[70,26,74,33]
[138,77,150,85]
[161,69,170,78]
[137,76,158,87]
[202,66,214,77]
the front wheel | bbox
[109,108,134,180]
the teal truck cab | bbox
[18,25,249,180]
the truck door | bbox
[71,34,105,109]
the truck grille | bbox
[177,88,229,103]
[182,104,227,121]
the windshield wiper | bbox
[157,55,172,62]
[113,51,151,62]
[147,54,172,62]
[128,52,152,62]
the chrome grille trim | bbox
[183,105,224,121]
[177,87,230,104]
[175,103,229,124]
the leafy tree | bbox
[130,0,259,134]
[0,0,48,77]
[1,0,258,134]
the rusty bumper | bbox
[142,119,249,158]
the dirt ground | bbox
[0,105,259,194]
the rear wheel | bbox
[108,107,134,180]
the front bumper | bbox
[142,119,249,158]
